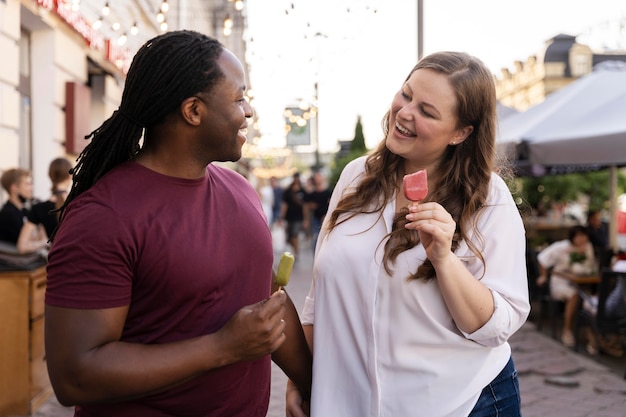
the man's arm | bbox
[45,291,287,406]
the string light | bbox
[224,15,234,29]
[70,1,252,74]
[223,15,233,36]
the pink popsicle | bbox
[403,169,428,201]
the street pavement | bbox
[16,237,626,417]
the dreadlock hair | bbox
[326,51,499,282]
[56,30,224,230]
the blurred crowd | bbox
[256,170,332,257]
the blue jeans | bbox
[468,357,521,417]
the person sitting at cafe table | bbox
[0,168,37,245]
[586,210,612,268]
[536,225,596,347]
[581,274,626,357]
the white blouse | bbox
[302,157,530,417]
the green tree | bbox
[516,169,626,214]
[329,116,369,188]
[351,116,367,152]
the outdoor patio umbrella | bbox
[496,101,518,120]
[526,90,626,166]
[495,61,626,249]
[496,61,626,168]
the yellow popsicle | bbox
[275,252,295,289]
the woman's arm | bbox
[406,202,494,333]
[406,181,530,342]
[271,286,312,400]
[16,220,48,254]
[285,324,313,417]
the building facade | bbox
[0,0,249,200]
[496,33,626,111]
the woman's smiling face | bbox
[385,68,472,171]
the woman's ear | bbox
[451,125,473,145]
[180,96,203,126]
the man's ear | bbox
[9,183,18,196]
[180,96,203,126]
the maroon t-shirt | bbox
[46,162,274,417]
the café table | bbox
[557,270,601,285]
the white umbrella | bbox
[527,91,626,165]
[496,61,626,163]
[496,102,518,120]
[496,62,626,250]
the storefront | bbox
[1,0,146,199]
[1,0,249,200]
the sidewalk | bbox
[511,321,626,417]
[15,237,626,417]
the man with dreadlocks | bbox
[44,30,312,416]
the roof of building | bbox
[541,34,577,76]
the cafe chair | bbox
[535,266,565,339]
[526,246,541,296]
[526,248,564,338]
[574,268,626,379]
[597,248,615,270]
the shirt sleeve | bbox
[46,198,135,309]
[460,174,531,347]
[537,240,564,269]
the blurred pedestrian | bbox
[278,172,308,256]
[586,210,612,267]
[0,168,35,245]
[304,170,331,252]
[270,176,283,225]
[288,51,530,416]
[45,30,311,416]
[17,157,72,254]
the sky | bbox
[244,0,626,153]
